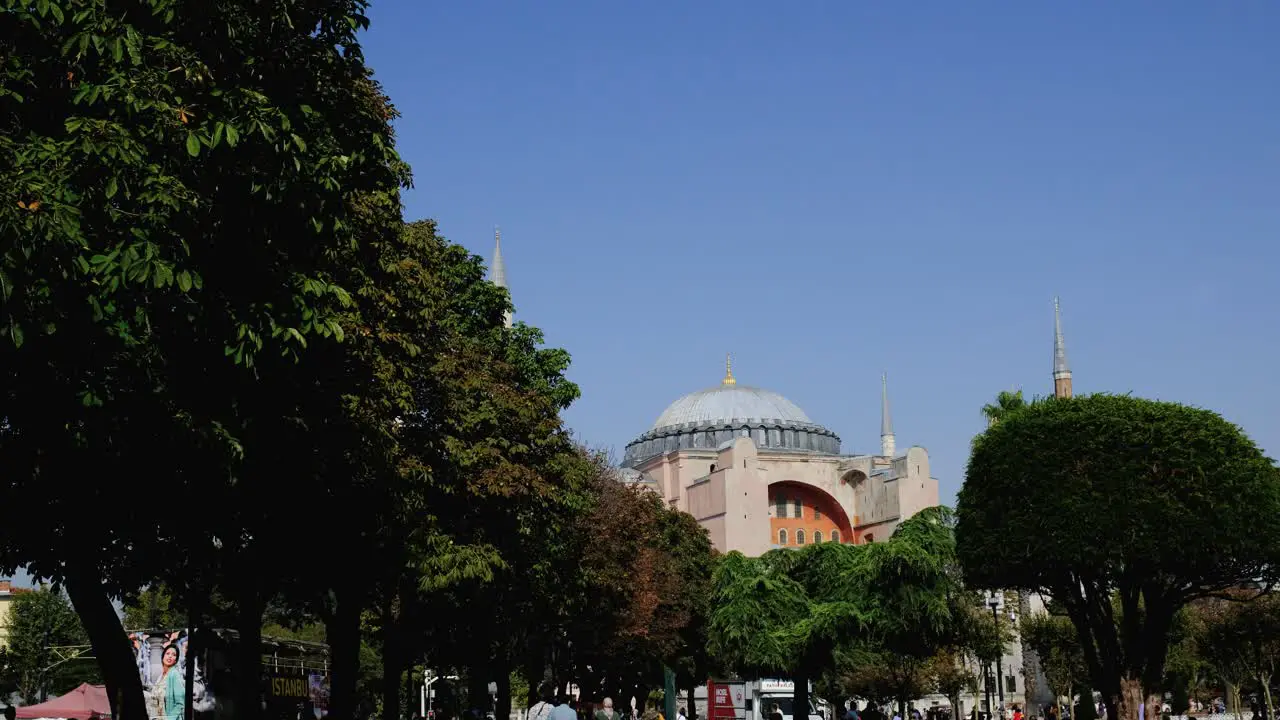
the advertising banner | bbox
[264,669,329,719]
[708,681,746,720]
[308,674,330,719]
[129,630,215,720]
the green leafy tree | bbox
[0,646,15,702]
[307,218,592,720]
[121,586,180,631]
[980,391,1027,426]
[928,649,978,719]
[956,394,1280,720]
[1020,613,1087,714]
[1,0,407,717]
[1160,609,1201,718]
[1192,592,1280,720]
[711,507,964,720]
[709,546,853,720]
[2,587,100,703]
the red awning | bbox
[14,683,111,720]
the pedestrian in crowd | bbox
[549,695,578,720]
[597,698,619,720]
[528,685,558,720]
[678,707,689,720]
[844,702,860,720]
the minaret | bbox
[880,372,896,457]
[1053,297,1072,398]
[491,226,512,328]
[722,353,736,386]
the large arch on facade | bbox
[767,480,854,547]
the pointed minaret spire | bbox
[1053,296,1072,398]
[722,353,736,386]
[491,226,512,328]
[880,372,896,457]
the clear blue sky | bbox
[360,1,1280,506]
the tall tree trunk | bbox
[496,665,513,720]
[686,683,698,720]
[185,591,202,720]
[235,581,264,720]
[1261,673,1274,720]
[523,655,544,708]
[404,661,415,720]
[1118,677,1142,720]
[382,592,403,720]
[64,561,148,720]
[1144,694,1161,720]
[328,587,365,720]
[469,662,493,715]
[1019,593,1041,711]
[792,672,810,720]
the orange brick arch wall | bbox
[767,481,854,547]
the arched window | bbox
[813,530,823,543]
[796,529,806,546]
[778,528,788,545]
[831,529,841,543]
[864,533,875,544]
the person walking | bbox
[550,696,579,720]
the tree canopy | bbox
[956,393,1280,720]
[709,506,973,720]
[1,587,99,703]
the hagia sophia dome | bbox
[622,357,841,468]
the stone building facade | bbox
[619,357,938,555]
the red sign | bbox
[708,681,745,720]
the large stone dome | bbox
[624,364,841,467]
[652,385,813,430]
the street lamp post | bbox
[424,672,460,718]
[987,592,1005,713]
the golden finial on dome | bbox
[723,353,736,386]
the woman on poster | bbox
[156,643,186,720]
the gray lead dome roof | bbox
[624,379,841,468]
[652,385,813,430]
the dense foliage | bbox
[1019,612,1087,710]
[957,394,1280,720]
[0,2,720,717]
[708,507,997,719]
[0,587,100,703]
